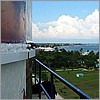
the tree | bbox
[60,48,66,52]
[83,51,97,69]
[80,48,83,54]
[55,47,58,52]
[87,50,89,52]
[35,49,98,70]
[84,59,96,69]
[96,51,99,59]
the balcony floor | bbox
[32,92,63,99]
[32,75,63,99]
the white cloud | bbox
[32,9,99,43]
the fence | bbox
[33,59,91,99]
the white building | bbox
[1,1,35,99]
[38,47,55,51]
[82,52,89,55]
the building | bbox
[1,1,35,99]
[38,47,55,51]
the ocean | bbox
[58,44,99,53]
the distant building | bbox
[38,47,55,52]
[96,59,99,68]
[82,52,89,55]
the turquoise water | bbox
[58,44,99,53]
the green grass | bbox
[54,70,99,99]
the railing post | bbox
[51,74,55,99]
[80,96,85,99]
[34,60,36,85]
[39,64,41,99]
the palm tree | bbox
[80,48,83,54]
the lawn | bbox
[54,69,99,99]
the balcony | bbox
[31,59,91,99]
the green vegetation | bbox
[35,49,99,70]
[55,70,99,99]
[41,70,99,99]
[34,48,99,99]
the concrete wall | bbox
[1,1,33,98]
[1,50,35,99]
[26,1,32,41]
[1,60,26,99]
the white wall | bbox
[1,61,26,99]
[1,50,35,99]
[26,1,32,41]
[1,1,33,98]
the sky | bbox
[32,1,99,43]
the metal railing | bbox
[33,59,91,99]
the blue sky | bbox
[32,1,99,43]
[32,1,99,23]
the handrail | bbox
[34,59,91,99]
[32,76,51,99]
